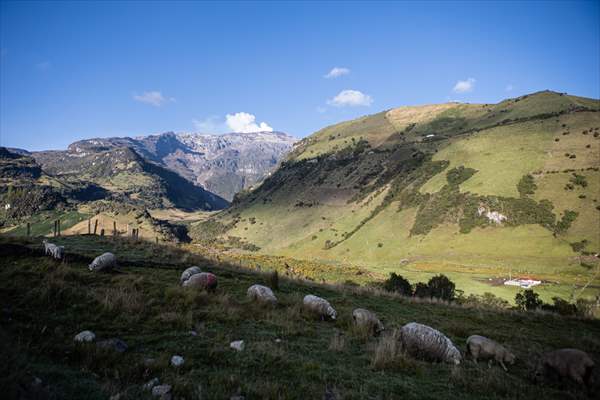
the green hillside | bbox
[2,236,599,399]
[193,91,600,303]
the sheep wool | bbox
[247,284,278,304]
[303,294,337,320]
[466,335,515,370]
[180,266,202,284]
[352,308,384,335]
[536,348,595,389]
[89,252,117,272]
[400,322,462,365]
[182,272,218,290]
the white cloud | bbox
[452,78,476,93]
[324,67,350,79]
[225,112,273,133]
[505,84,514,92]
[132,91,173,107]
[327,89,373,107]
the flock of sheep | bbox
[43,243,597,393]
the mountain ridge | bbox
[37,130,297,201]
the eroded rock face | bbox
[477,206,507,224]
[35,131,296,201]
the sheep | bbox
[352,308,384,335]
[42,239,52,255]
[247,284,278,305]
[42,240,64,260]
[533,348,595,390]
[88,252,117,272]
[182,272,218,290]
[180,266,201,284]
[466,335,515,371]
[303,294,337,320]
[399,322,462,365]
[50,245,65,260]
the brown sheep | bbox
[533,348,595,391]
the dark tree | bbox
[515,289,543,311]
[427,274,456,301]
[383,273,413,296]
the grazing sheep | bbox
[534,348,595,390]
[50,245,65,260]
[182,272,218,290]
[352,308,384,335]
[399,322,462,365]
[466,335,515,371]
[88,252,117,272]
[42,239,52,255]
[303,295,337,320]
[247,284,278,305]
[180,266,201,284]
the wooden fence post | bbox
[57,219,61,236]
[100,228,105,237]
[113,221,117,237]
[53,220,57,237]
[88,219,91,235]
[26,222,30,237]
[155,236,159,244]
[93,220,98,235]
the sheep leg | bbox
[500,360,508,372]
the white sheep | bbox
[182,272,218,290]
[50,245,65,260]
[466,335,515,371]
[89,252,117,272]
[352,308,384,335]
[399,322,462,365]
[247,284,278,305]
[180,266,201,284]
[303,294,337,320]
[42,239,52,255]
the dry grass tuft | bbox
[328,331,345,352]
[370,329,418,372]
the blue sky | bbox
[1,1,599,151]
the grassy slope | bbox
[201,92,600,303]
[2,236,600,400]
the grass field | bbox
[2,235,600,399]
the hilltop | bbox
[34,131,297,201]
[1,235,599,399]
[194,91,600,302]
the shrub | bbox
[570,173,588,188]
[413,282,431,298]
[269,270,279,290]
[515,289,543,311]
[543,297,578,316]
[517,174,537,197]
[446,166,478,186]
[570,240,588,253]
[554,210,578,234]
[383,273,412,296]
[427,274,456,301]
[460,292,510,309]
